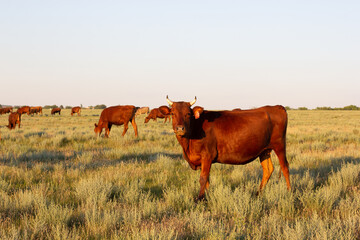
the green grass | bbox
[1,109,360,239]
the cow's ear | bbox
[192,106,204,119]
[94,123,98,127]
[159,106,171,115]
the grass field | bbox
[0,109,360,239]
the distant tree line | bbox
[43,105,65,109]
[88,104,107,109]
[285,105,360,110]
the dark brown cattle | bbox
[7,112,21,130]
[144,107,171,123]
[159,96,290,200]
[51,108,61,115]
[17,106,30,115]
[29,106,42,115]
[94,105,138,138]
[71,106,81,116]
[135,107,150,116]
[0,107,13,114]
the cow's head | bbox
[94,123,102,136]
[159,96,203,137]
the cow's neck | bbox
[176,135,192,158]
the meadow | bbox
[0,109,360,239]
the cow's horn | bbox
[190,96,197,106]
[166,95,173,106]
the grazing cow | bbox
[7,112,21,129]
[159,96,290,200]
[51,108,61,115]
[71,106,81,116]
[135,107,150,116]
[144,107,171,123]
[17,106,30,115]
[94,105,138,138]
[29,106,42,115]
[0,107,13,114]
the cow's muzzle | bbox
[174,126,186,136]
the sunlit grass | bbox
[0,109,360,239]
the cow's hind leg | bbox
[259,151,274,192]
[104,123,111,138]
[274,146,291,190]
[130,118,138,137]
[122,122,129,136]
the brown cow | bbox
[144,107,171,123]
[51,108,61,115]
[17,106,30,115]
[29,106,42,115]
[71,106,81,116]
[135,107,150,116]
[159,96,290,201]
[94,105,138,138]
[0,107,13,114]
[7,112,21,129]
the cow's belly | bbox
[217,152,261,165]
[216,137,270,165]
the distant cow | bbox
[160,96,290,201]
[144,107,171,123]
[17,106,30,115]
[94,105,138,138]
[7,112,21,129]
[135,107,150,116]
[0,107,13,114]
[71,106,81,116]
[29,106,42,115]
[51,108,61,115]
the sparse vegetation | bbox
[0,109,360,239]
[43,105,59,109]
[94,104,107,109]
[316,105,360,110]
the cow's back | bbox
[136,107,149,115]
[17,106,30,114]
[100,105,136,124]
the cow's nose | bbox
[175,126,185,132]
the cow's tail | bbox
[133,107,140,118]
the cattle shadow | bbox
[24,131,47,138]
[0,150,183,171]
[224,155,360,194]
[289,156,360,188]
[80,152,183,170]
[0,150,78,168]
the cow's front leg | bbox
[197,161,211,201]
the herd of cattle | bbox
[0,106,83,131]
[0,96,291,200]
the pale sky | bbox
[1,1,359,109]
